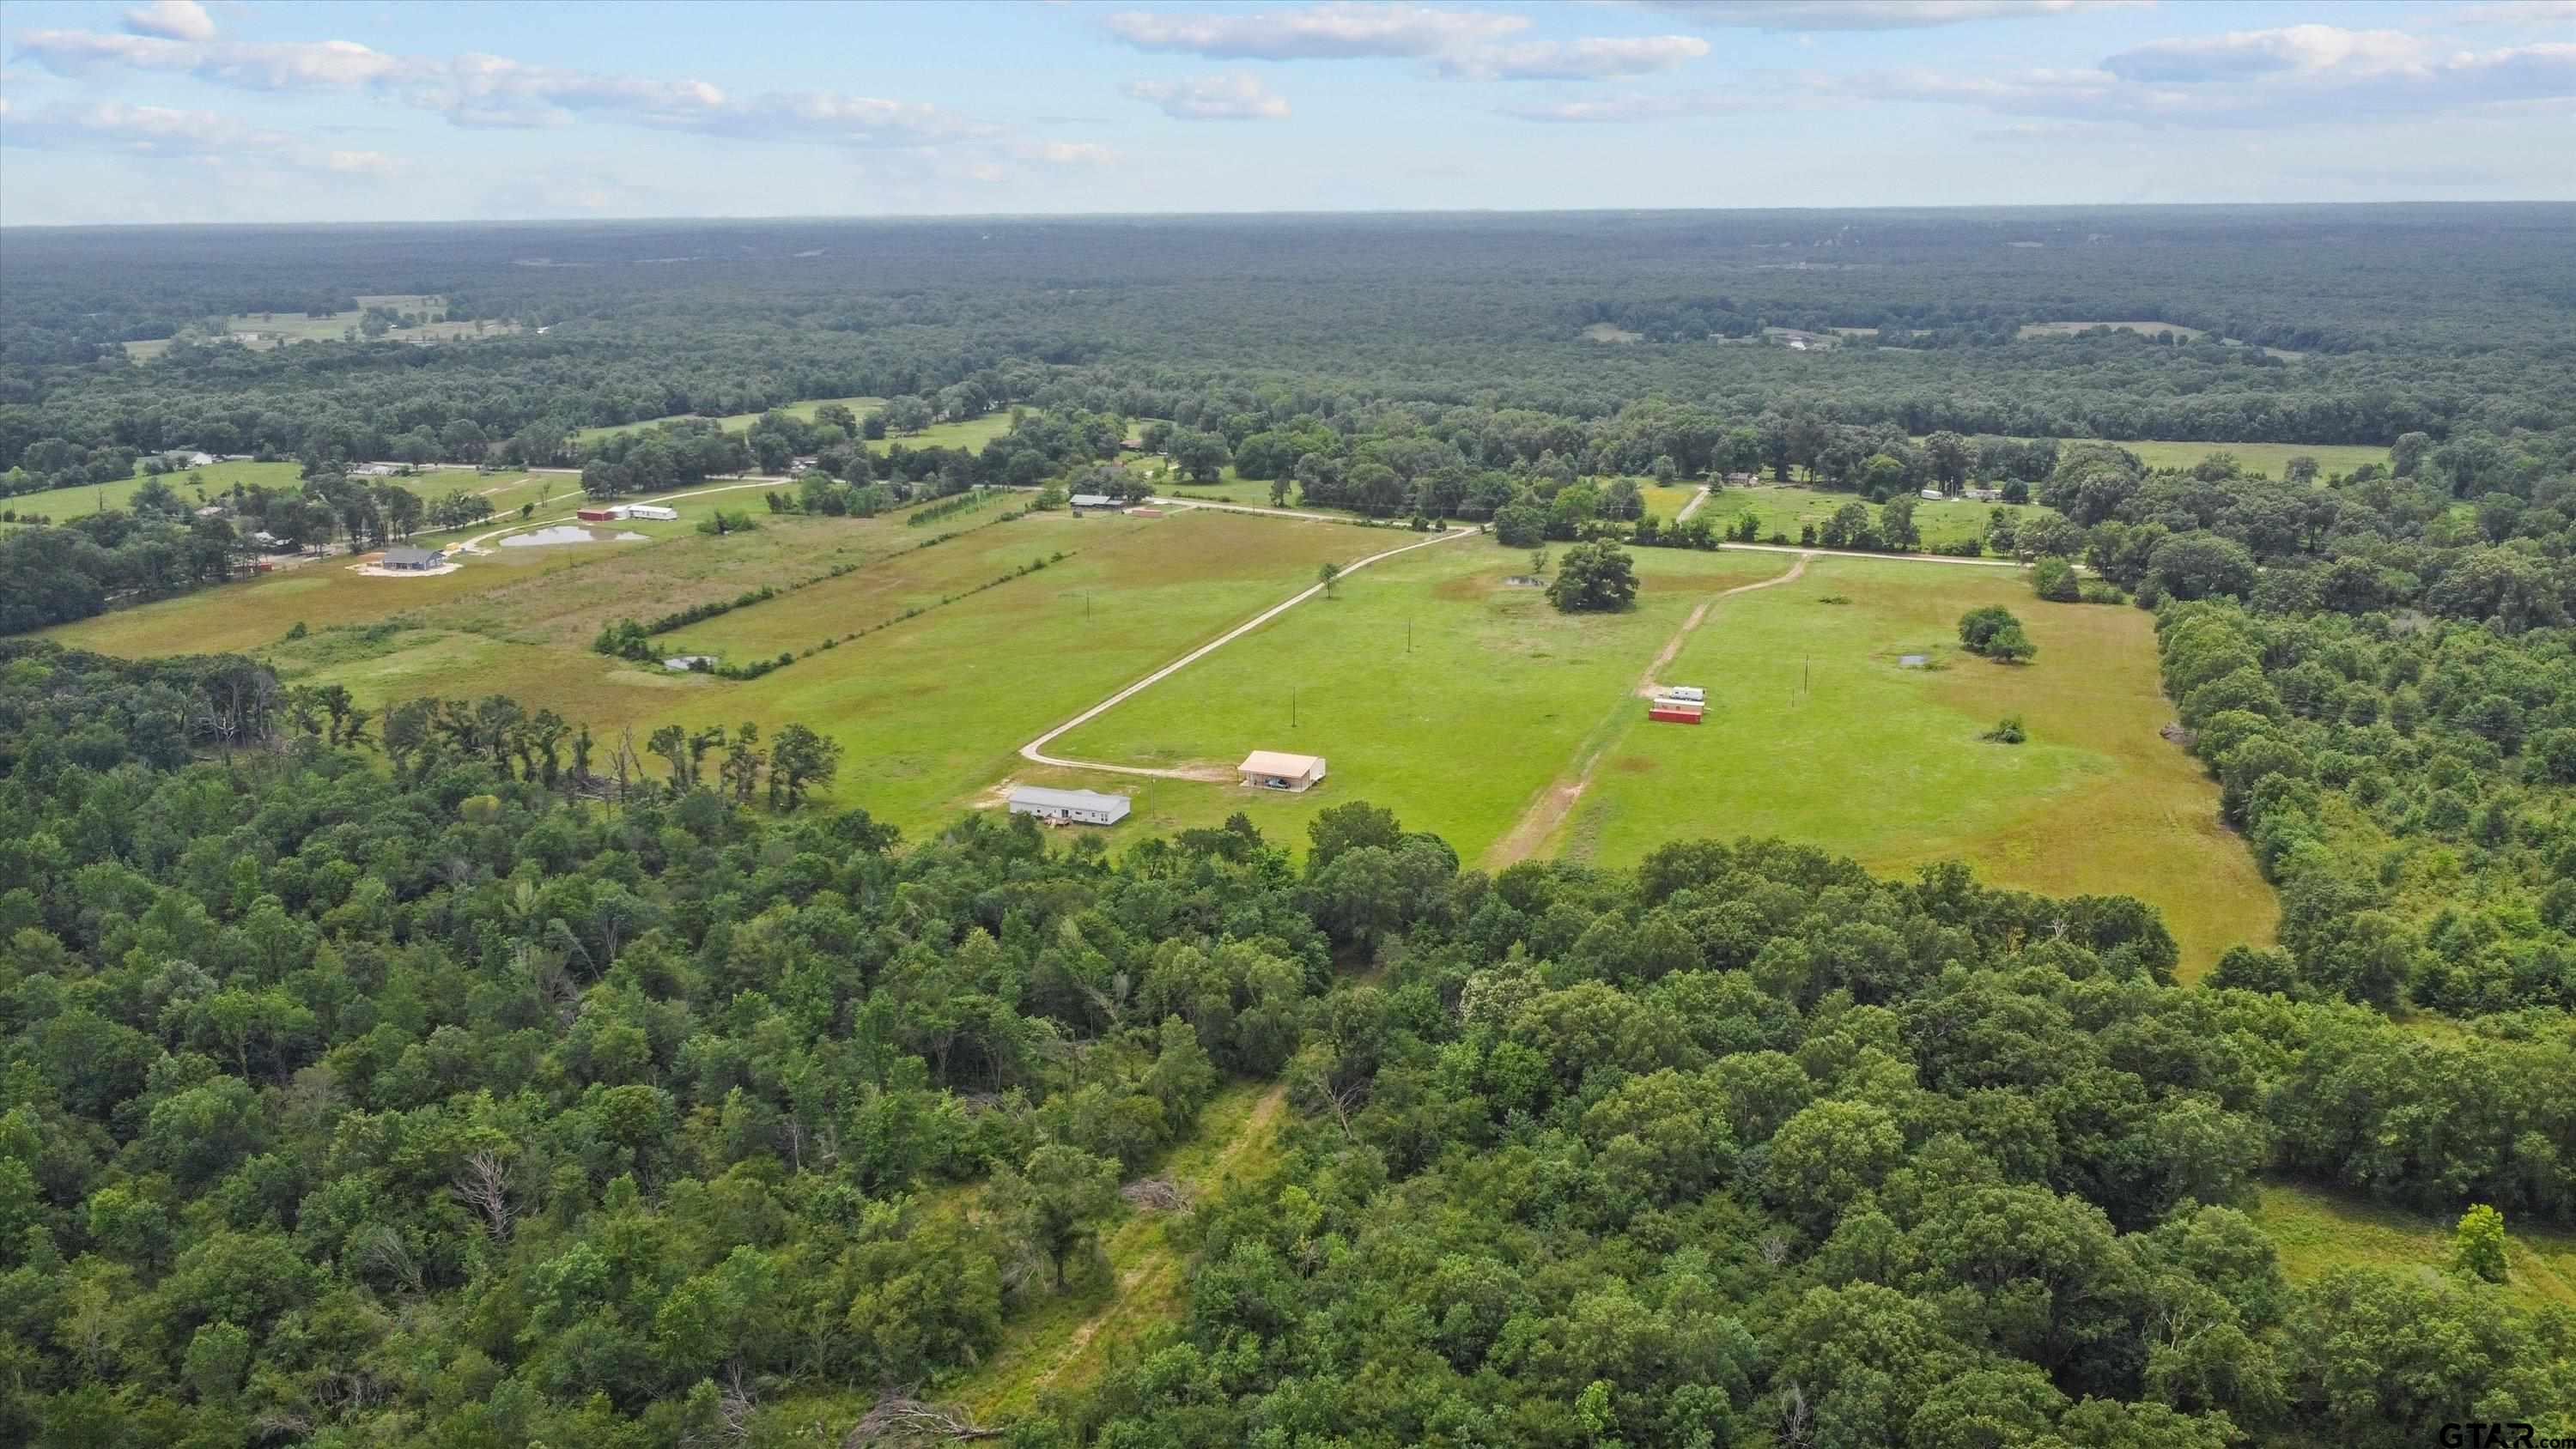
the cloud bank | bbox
[1121,74,1293,119]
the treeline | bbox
[0,467,501,634]
[3,645,2570,1446]
[9,212,2574,494]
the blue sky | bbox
[1,0,2569,223]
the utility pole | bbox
[1291,688,1297,728]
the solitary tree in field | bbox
[1318,561,1340,598]
[1985,624,2037,664]
[2452,1204,2509,1283]
[1547,541,1639,614]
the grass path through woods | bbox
[956,1082,1291,1422]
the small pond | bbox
[501,524,647,548]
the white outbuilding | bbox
[1007,785,1132,825]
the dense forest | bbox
[4,209,2574,1444]
[3,644,2571,1446]
[6,209,2574,488]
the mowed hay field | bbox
[1713,484,2053,549]
[1039,543,1789,855]
[2117,440,2387,476]
[625,508,1403,828]
[1558,556,2276,974]
[2,460,309,524]
[572,395,888,445]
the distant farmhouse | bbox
[1007,785,1131,825]
[381,546,443,571]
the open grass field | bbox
[2,460,309,524]
[3,464,554,533]
[872,413,1018,455]
[571,394,889,445]
[1557,555,2275,973]
[2252,1180,2576,1315]
[627,508,1396,830]
[2116,440,2386,476]
[1038,541,1785,855]
[1641,483,1698,521]
[42,491,935,660]
[52,503,1403,840]
[1712,483,2050,551]
[2018,319,2208,343]
[122,295,519,360]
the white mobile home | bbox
[623,504,679,521]
[1006,785,1132,826]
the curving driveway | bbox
[1017,523,1473,781]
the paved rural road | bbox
[1018,524,1476,781]
[1485,550,1818,870]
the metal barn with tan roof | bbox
[1238,750,1327,792]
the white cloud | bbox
[15,31,404,89]
[2450,1,2576,26]
[10,28,994,146]
[325,149,400,177]
[2101,25,2428,82]
[122,0,215,42]
[1637,1,2133,31]
[1499,90,1768,121]
[1841,28,2576,127]
[1103,3,1527,60]
[0,98,400,182]
[1021,140,1120,165]
[1121,73,1292,118]
[411,52,728,129]
[0,99,285,157]
[1437,35,1710,81]
[683,92,997,147]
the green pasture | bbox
[1710,483,2050,550]
[2116,440,2387,477]
[2017,319,2208,343]
[2253,1180,2576,1314]
[1040,543,1787,858]
[572,395,889,445]
[1561,555,2275,973]
[2,460,307,524]
[1639,483,1699,522]
[612,508,1395,831]
[122,295,518,360]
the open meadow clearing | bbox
[1711,482,2051,550]
[2253,1181,2576,1315]
[624,508,1401,829]
[1558,555,2275,973]
[3,463,549,531]
[120,295,517,359]
[2,459,308,524]
[1036,541,1784,852]
[571,394,889,444]
[41,489,946,659]
[2116,439,2387,476]
[1641,483,1698,520]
